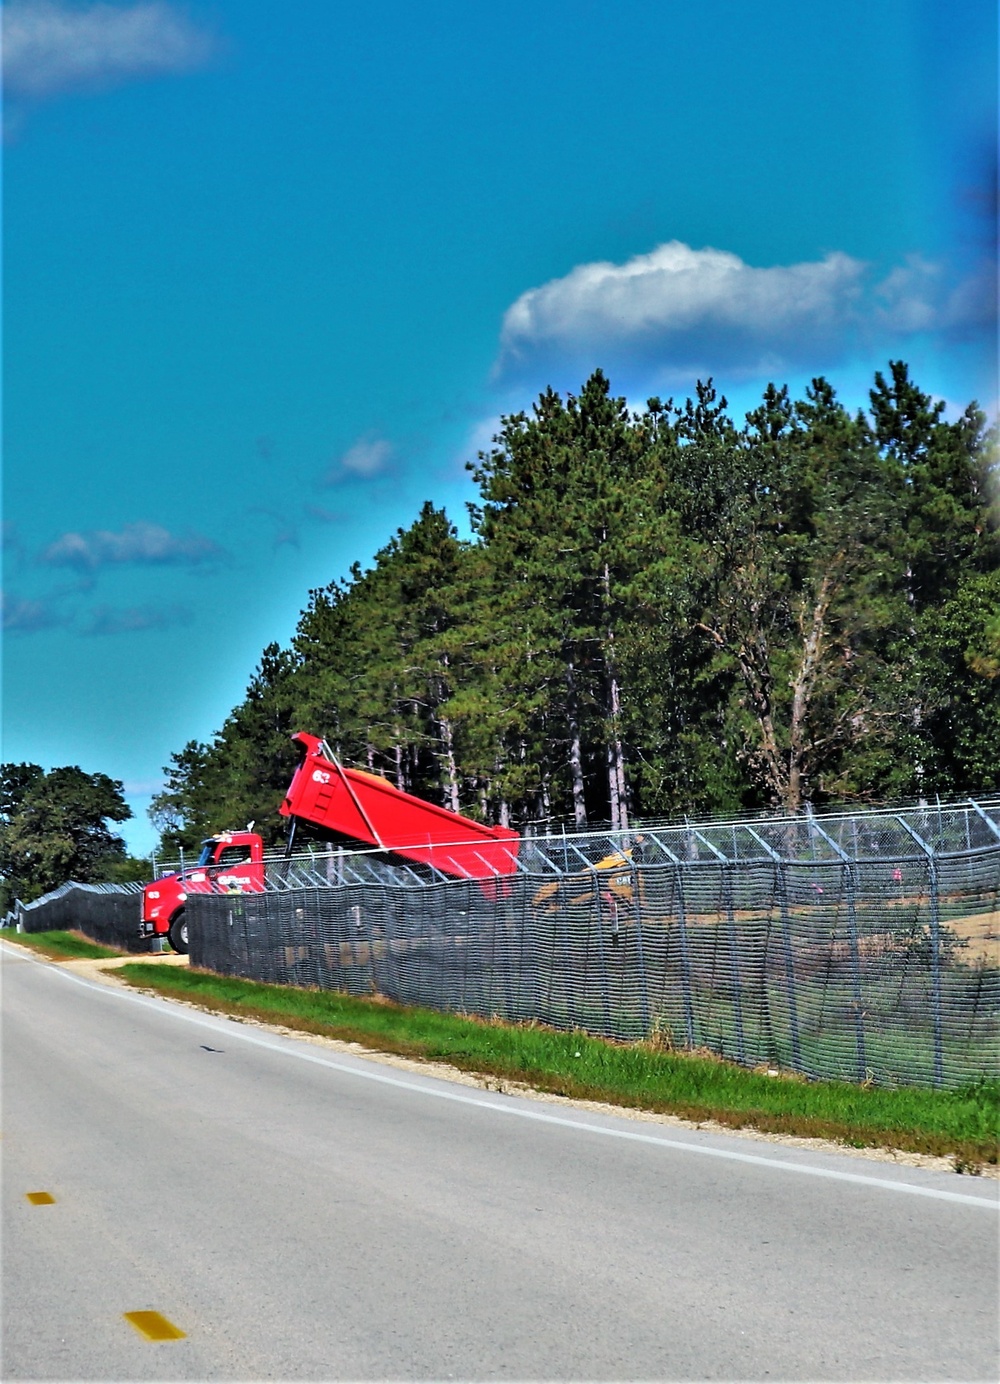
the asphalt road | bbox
[2,941,997,1382]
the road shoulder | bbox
[5,935,995,1180]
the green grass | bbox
[5,929,125,961]
[118,963,1000,1169]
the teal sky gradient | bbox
[3,0,996,856]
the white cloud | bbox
[323,435,393,485]
[2,1,215,101]
[1,590,68,633]
[497,240,992,382]
[341,436,392,477]
[41,521,224,569]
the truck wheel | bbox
[168,911,189,955]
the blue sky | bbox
[3,0,997,858]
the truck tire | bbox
[168,910,189,955]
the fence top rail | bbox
[16,880,144,908]
[147,794,1000,890]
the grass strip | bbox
[118,964,999,1169]
[6,929,125,961]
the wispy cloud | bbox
[303,503,347,525]
[248,505,300,552]
[497,240,993,383]
[323,434,393,486]
[122,777,163,795]
[83,601,193,635]
[2,520,26,569]
[41,521,225,571]
[2,1,216,101]
[2,590,70,634]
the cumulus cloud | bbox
[497,240,993,382]
[83,601,193,635]
[2,590,69,633]
[41,521,225,570]
[326,434,392,484]
[2,0,215,101]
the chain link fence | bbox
[7,882,147,952]
[188,798,1000,1090]
[5,799,997,1088]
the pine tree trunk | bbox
[605,682,628,831]
[440,715,460,814]
[602,564,629,832]
[566,660,588,828]
[785,575,835,813]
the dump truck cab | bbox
[141,830,266,954]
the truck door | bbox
[210,843,263,894]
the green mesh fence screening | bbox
[186,799,1000,1089]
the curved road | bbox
[2,941,997,1381]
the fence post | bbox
[777,862,803,1073]
[558,881,579,1030]
[591,873,614,1038]
[896,816,944,1088]
[845,862,868,1081]
[672,863,696,1049]
[808,817,868,1082]
[498,885,517,1021]
[723,865,746,1065]
[745,827,801,1072]
[627,864,651,1037]
[691,831,746,1066]
[928,856,944,1088]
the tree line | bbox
[150,361,998,851]
[0,763,146,905]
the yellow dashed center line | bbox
[25,1191,55,1205]
[124,1310,186,1341]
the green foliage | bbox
[8,930,124,960]
[151,363,999,845]
[100,855,156,884]
[913,570,1000,794]
[0,764,132,901]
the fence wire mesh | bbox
[11,882,147,951]
[188,799,1000,1089]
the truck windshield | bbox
[197,842,217,866]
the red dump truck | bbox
[141,731,521,952]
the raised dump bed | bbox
[280,732,520,880]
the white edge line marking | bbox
[6,941,998,1210]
